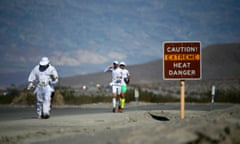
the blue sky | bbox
[0,0,240,78]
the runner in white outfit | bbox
[27,57,58,119]
[104,61,122,112]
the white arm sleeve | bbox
[28,66,38,82]
[104,66,112,72]
[50,66,59,84]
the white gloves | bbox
[49,75,58,85]
[27,82,35,90]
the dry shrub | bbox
[52,90,64,105]
[12,91,35,105]
[12,90,64,106]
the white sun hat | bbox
[120,61,126,66]
[39,57,50,66]
[113,60,119,65]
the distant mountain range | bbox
[60,43,240,88]
[0,43,240,89]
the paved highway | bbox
[0,103,232,121]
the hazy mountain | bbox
[202,43,240,79]
[61,43,240,88]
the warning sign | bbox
[163,41,201,80]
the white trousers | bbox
[35,86,52,117]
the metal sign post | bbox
[163,41,201,119]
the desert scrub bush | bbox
[185,91,210,103]
[58,86,75,97]
[0,95,15,104]
[127,88,178,103]
[0,88,21,104]
[52,90,65,105]
[12,90,35,105]
[214,89,240,103]
[185,96,209,103]
[185,89,240,103]
[58,86,240,104]
[58,86,111,105]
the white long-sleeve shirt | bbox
[104,66,122,85]
[121,69,130,85]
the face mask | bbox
[39,64,49,72]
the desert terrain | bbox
[0,103,239,144]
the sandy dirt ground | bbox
[0,103,239,144]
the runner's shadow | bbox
[149,113,170,121]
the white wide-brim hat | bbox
[113,60,119,65]
[39,57,50,66]
[119,61,126,66]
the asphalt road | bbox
[0,103,232,121]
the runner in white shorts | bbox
[104,61,122,112]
